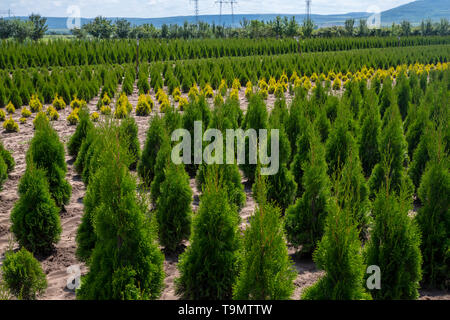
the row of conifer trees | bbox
[2,36,449,69]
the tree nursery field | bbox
[0,36,449,301]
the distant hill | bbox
[6,0,450,33]
[381,0,450,24]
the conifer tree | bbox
[233,175,296,300]
[378,77,394,118]
[409,124,436,190]
[365,178,422,299]
[301,197,370,300]
[359,96,381,177]
[27,116,71,207]
[0,141,14,189]
[176,169,240,300]
[396,74,411,121]
[138,115,166,186]
[156,164,192,252]
[119,117,140,170]
[150,133,172,205]
[285,131,332,256]
[416,135,449,289]
[325,108,357,178]
[241,94,269,183]
[369,105,413,199]
[77,134,164,300]
[11,166,61,255]
[68,107,93,157]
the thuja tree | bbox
[364,182,422,299]
[77,137,164,300]
[368,105,413,199]
[301,198,371,300]
[359,92,381,177]
[119,117,140,170]
[396,73,411,121]
[27,117,71,207]
[285,131,332,256]
[11,166,61,255]
[325,108,358,178]
[156,164,192,252]
[138,114,167,186]
[409,124,436,190]
[150,133,172,205]
[233,175,296,300]
[241,94,268,184]
[176,170,240,300]
[339,150,372,241]
[0,141,14,189]
[68,107,93,157]
[290,117,314,198]
[416,144,449,289]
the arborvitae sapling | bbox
[176,170,240,300]
[290,117,313,198]
[416,143,449,289]
[364,183,422,299]
[359,98,381,177]
[285,131,332,256]
[233,175,296,300]
[68,107,93,157]
[156,164,192,252]
[368,105,413,199]
[1,248,47,300]
[119,117,140,170]
[301,199,371,300]
[150,134,172,205]
[138,115,166,186]
[11,166,61,255]
[77,138,164,300]
[27,116,72,207]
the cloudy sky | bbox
[2,0,415,18]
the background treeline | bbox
[0,34,449,70]
[72,16,449,39]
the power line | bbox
[215,0,237,25]
[190,0,199,22]
[0,9,13,18]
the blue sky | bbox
[2,0,415,18]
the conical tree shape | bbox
[138,114,166,186]
[11,166,61,255]
[339,150,372,241]
[364,182,422,300]
[359,96,381,177]
[301,199,370,300]
[77,136,164,300]
[368,105,413,199]
[119,117,140,170]
[285,131,332,256]
[233,175,296,300]
[150,133,172,205]
[156,164,192,252]
[416,137,449,289]
[68,107,93,157]
[409,124,436,190]
[176,168,240,300]
[27,116,71,207]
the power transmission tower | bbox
[215,0,237,25]
[0,9,12,18]
[306,0,311,23]
[191,0,199,22]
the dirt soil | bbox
[0,84,448,300]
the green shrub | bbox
[302,200,371,300]
[285,132,332,256]
[364,186,422,299]
[68,107,93,157]
[2,117,19,132]
[359,99,381,177]
[138,115,166,186]
[416,156,449,289]
[176,170,240,300]
[119,117,140,170]
[156,164,192,252]
[233,176,296,300]
[76,140,164,300]
[11,166,61,254]
[1,248,47,300]
[27,116,71,207]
